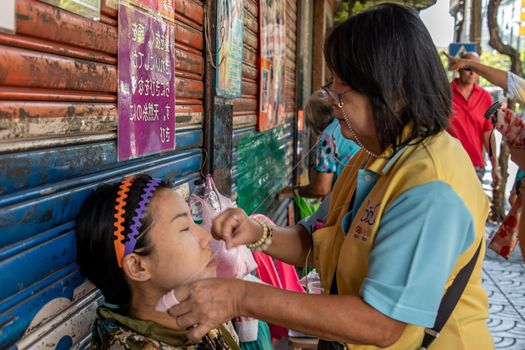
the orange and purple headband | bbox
[113,177,161,267]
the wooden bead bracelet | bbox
[247,218,273,252]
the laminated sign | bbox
[40,0,101,20]
[117,3,176,160]
[258,0,286,131]
[216,0,244,98]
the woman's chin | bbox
[201,268,217,280]
[203,260,218,278]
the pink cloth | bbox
[252,252,283,289]
[252,252,287,339]
[250,213,306,340]
[275,260,305,293]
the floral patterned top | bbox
[91,306,240,350]
[315,118,360,183]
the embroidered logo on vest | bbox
[353,200,380,242]
[361,200,379,225]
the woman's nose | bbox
[195,224,212,248]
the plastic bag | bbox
[493,109,525,149]
[293,197,320,220]
[489,200,521,259]
[297,269,323,295]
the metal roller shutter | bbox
[0,0,206,348]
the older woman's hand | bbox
[211,208,264,249]
[168,278,246,341]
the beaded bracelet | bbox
[247,218,273,252]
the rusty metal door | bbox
[0,0,206,348]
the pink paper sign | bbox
[118,4,175,160]
[132,0,175,22]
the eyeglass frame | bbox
[321,80,352,107]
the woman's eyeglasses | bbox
[321,80,351,103]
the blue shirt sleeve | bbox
[360,181,476,327]
[507,71,525,106]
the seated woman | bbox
[278,90,360,199]
[76,174,239,349]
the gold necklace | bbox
[337,100,390,160]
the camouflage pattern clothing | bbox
[91,306,240,350]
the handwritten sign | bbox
[118,4,176,160]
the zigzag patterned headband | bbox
[113,177,161,267]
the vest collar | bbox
[367,123,415,175]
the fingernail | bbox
[155,290,180,312]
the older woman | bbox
[165,4,492,349]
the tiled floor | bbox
[484,223,525,349]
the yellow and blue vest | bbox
[311,130,493,349]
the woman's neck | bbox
[360,136,383,156]
[127,284,184,330]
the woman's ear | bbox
[122,254,152,282]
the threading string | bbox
[178,247,222,288]
[177,215,254,288]
[200,148,209,178]
[204,5,217,70]
[248,137,320,214]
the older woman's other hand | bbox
[510,146,525,170]
[211,208,264,249]
[492,167,502,190]
[277,186,295,200]
[168,278,246,341]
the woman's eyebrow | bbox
[170,212,188,223]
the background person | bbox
[161,5,493,350]
[446,52,525,260]
[278,90,360,199]
[445,51,525,106]
[446,52,502,188]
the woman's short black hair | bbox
[76,174,171,311]
[324,3,451,152]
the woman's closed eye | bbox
[170,212,191,233]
